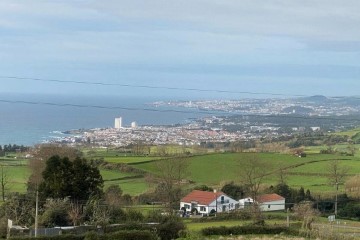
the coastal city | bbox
[51,96,360,147]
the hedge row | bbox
[10,235,84,240]
[9,230,157,240]
[201,225,290,236]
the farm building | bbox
[239,194,285,212]
[257,193,285,211]
[238,197,255,209]
[180,190,238,215]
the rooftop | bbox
[256,193,285,203]
[181,190,225,205]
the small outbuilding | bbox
[257,193,285,212]
[238,197,255,209]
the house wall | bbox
[180,202,209,214]
[238,197,254,209]
[259,200,285,212]
[210,195,238,213]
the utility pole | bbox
[214,189,217,217]
[335,182,338,217]
[35,189,39,237]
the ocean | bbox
[0,93,205,146]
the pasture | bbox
[130,152,360,194]
[3,147,360,197]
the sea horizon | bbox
[0,93,207,146]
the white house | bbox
[180,190,238,215]
[238,197,255,209]
[257,193,285,212]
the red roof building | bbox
[180,190,238,215]
[256,193,285,212]
[256,193,285,203]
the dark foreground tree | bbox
[39,155,103,201]
[28,144,82,191]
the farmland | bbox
[2,149,360,196]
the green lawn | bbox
[104,178,150,196]
[5,165,30,192]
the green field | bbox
[4,165,30,192]
[104,178,150,196]
[130,152,359,194]
[5,144,360,197]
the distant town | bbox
[50,96,360,147]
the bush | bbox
[157,216,186,240]
[202,225,289,236]
[84,231,99,240]
[10,236,84,240]
[105,230,157,240]
[125,208,144,222]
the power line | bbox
[0,99,220,115]
[0,98,360,123]
[0,75,309,97]
[2,75,360,101]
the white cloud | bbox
[90,0,360,41]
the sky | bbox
[0,0,360,99]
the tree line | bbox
[0,144,29,155]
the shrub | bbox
[125,208,144,222]
[105,230,157,240]
[157,216,186,240]
[84,231,99,240]
[10,236,84,240]
[202,225,289,236]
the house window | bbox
[268,204,271,209]
[221,196,225,204]
[184,204,190,209]
[200,206,206,212]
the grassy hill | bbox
[4,130,360,197]
[131,152,359,194]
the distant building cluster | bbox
[114,117,137,129]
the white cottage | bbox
[180,190,238,215]
[238,197,255,209]
[257,193,285,212]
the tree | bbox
[221,182,247,200]
[293,203,319,237]
[155,157,189,211]
[40,198,70,227]
[0,166,10,201]
[278,169,288,185]
[86,199,110,230]
[237,154,270,200]
[104,185,123,207]
[68,202,83,226]
[327,160,349,186]
[39,155,103,201]
[326,160,349,215]
[28,144,82,190]
[237,154,270,225]
[72,158,103,200]
[2,193,35,226]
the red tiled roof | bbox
[181,190,224,205]
[256,193,285,203]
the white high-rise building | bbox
[131,121,138,128]
[114,117,122,129]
